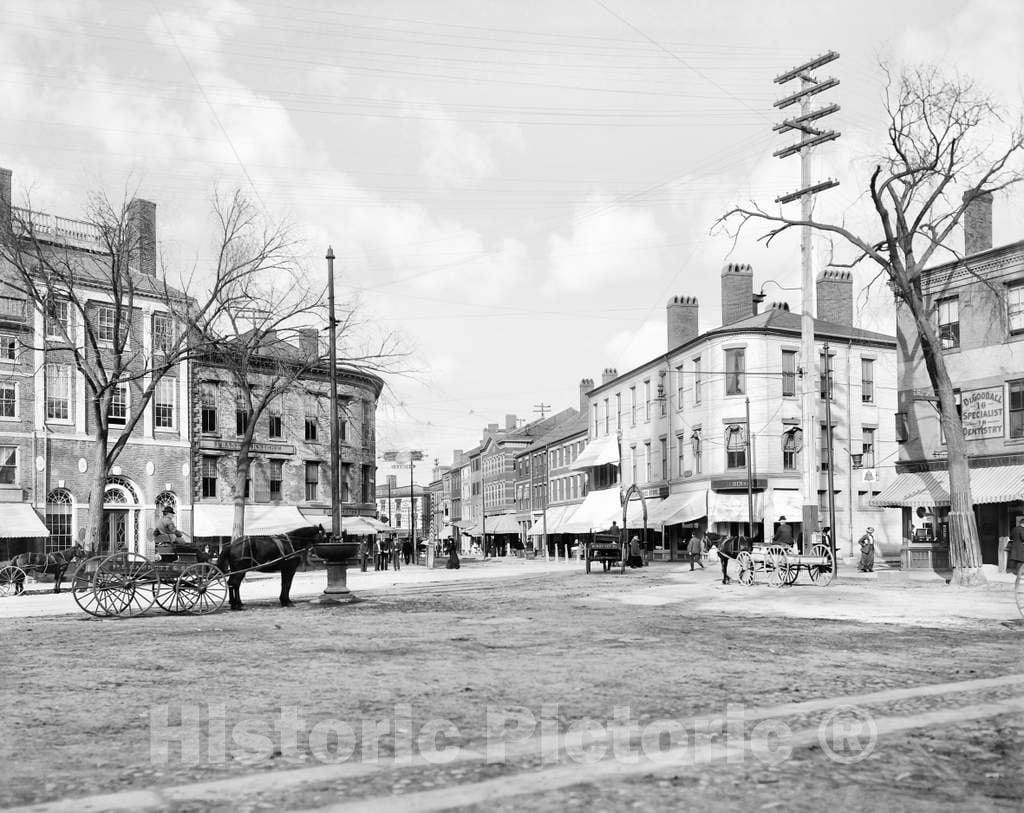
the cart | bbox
[736,543,835,587]
[0,563,27,596]
[585,532,626,574]
[71,549,227,617]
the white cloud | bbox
[605,316,666,374]
[398,98,496,188]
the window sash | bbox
[0,446,15,484]
[936,297,960,349]
[0,335,17,361]
[782,351,796,397]
[1009,286,1024,332]
[0,383,15,417]
[1010,381,1024,438]
[725,350,745,395]
[861,359,874,402]
[154,378,175,428]
[46,364,72,421]
[108,384,129,425]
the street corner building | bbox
[573,262,901,563]
[874,192,1024,572]
[0,166,384,558]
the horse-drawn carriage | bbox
[0,546,85,596]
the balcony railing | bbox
[11,206,107,252]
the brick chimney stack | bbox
[0,167,11,223]
[298,328,319,359]
[579,378,594,415]
[815,270,853,326]
[720,263,754,326]
[963,190,993,256]
[601,368,618,385]
[667,295,699,349]
[127,198,157,277]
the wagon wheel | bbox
[76,553,158,617]
[176,563,227,615]
[153,571,191,614]
[765,547,789,588]
[808,543,836,587]
[0,564,27,597]
[736,551,755,586]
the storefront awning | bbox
[526,504,575,536]
[871,465,1024,508]
[0,504,49,538]
[484,514,521,534]
[562,487,622,534]
[768,489,803,522]
[568,435,620,470]
[647,490,707,529]
[463,524,482,537]
[341,516,379,536]
[708,490,765,524]
[192,505,312,537]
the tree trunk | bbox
[231,451,251,544]
[87,430,109,554]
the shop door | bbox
[976,504,1000,565]
[104,510,127,553]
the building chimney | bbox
[666,295,699,349]
[487,423,498,434]
[298,327,319,359]
[601,367,618,385]
[769,301,790,312]
[127,198,157,277]
[452,449,463,466]
[387,474,397,488]
[505,414,517,430]
[579,377,594,415]
[815,270,853,326]
[0,167,11,224]
[720,263,754,326]
[963,190,993,256]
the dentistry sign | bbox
[961,387,1004,440]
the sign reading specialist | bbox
[961,387,1004,440]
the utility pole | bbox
[533,403,551,419]
[773,51,841,547]
[745,397,755,539]
[823,341,838,576]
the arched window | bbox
[156,491,177,514]
[725,424,747,469]
[45,488,73,553]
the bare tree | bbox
[0,188,298,553]
[718,66,1024,586]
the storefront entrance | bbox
[975,504,1000,566]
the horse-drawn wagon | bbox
[735,543,835,587]
[584,531,625,574]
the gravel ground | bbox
[2,562,1023,811]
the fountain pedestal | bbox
[313,540,360,604]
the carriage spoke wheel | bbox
[154,575,190,614]
[736,551,755,586]
[808,543,836,587]
[176,563,227,615]
[766,547,789,588]
[0,565,27,596]
[77,553,158,617]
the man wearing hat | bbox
[154,506,187,561]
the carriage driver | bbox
[154,506,189,561]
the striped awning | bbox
[526,505,575,536]
[484,514,522,534]
[568,435,620,470]
[870,465,1024,508]
[647,490,706,529]
[0,504,49,538]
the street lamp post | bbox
[314,246,359,603]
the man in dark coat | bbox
[773,516,793,548]
[1007,517,1024,576]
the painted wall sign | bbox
[961,387,1004,440]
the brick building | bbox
[0,167,191,557]
[874,193,1024,570]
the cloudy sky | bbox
[4,0,1023,483]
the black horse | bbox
[710,534,752,585]
[10,544,86,594]
[217,525,328,611]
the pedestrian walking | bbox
[392,538,401,571]
[626,535,643,568]
[857,527,876,572]
[687,532,704,571]
[1006,517,1024,576]
[820,526,833,554]
[402,539,413,565]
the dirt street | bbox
[2,561,1023,812]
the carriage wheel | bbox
[0,565,27,597]
[808,543,836,587]
[736,551,755,586]
[176,563,227,615]
[78,553,157,617]
[153,574,190,614]
[765,547,789,588]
